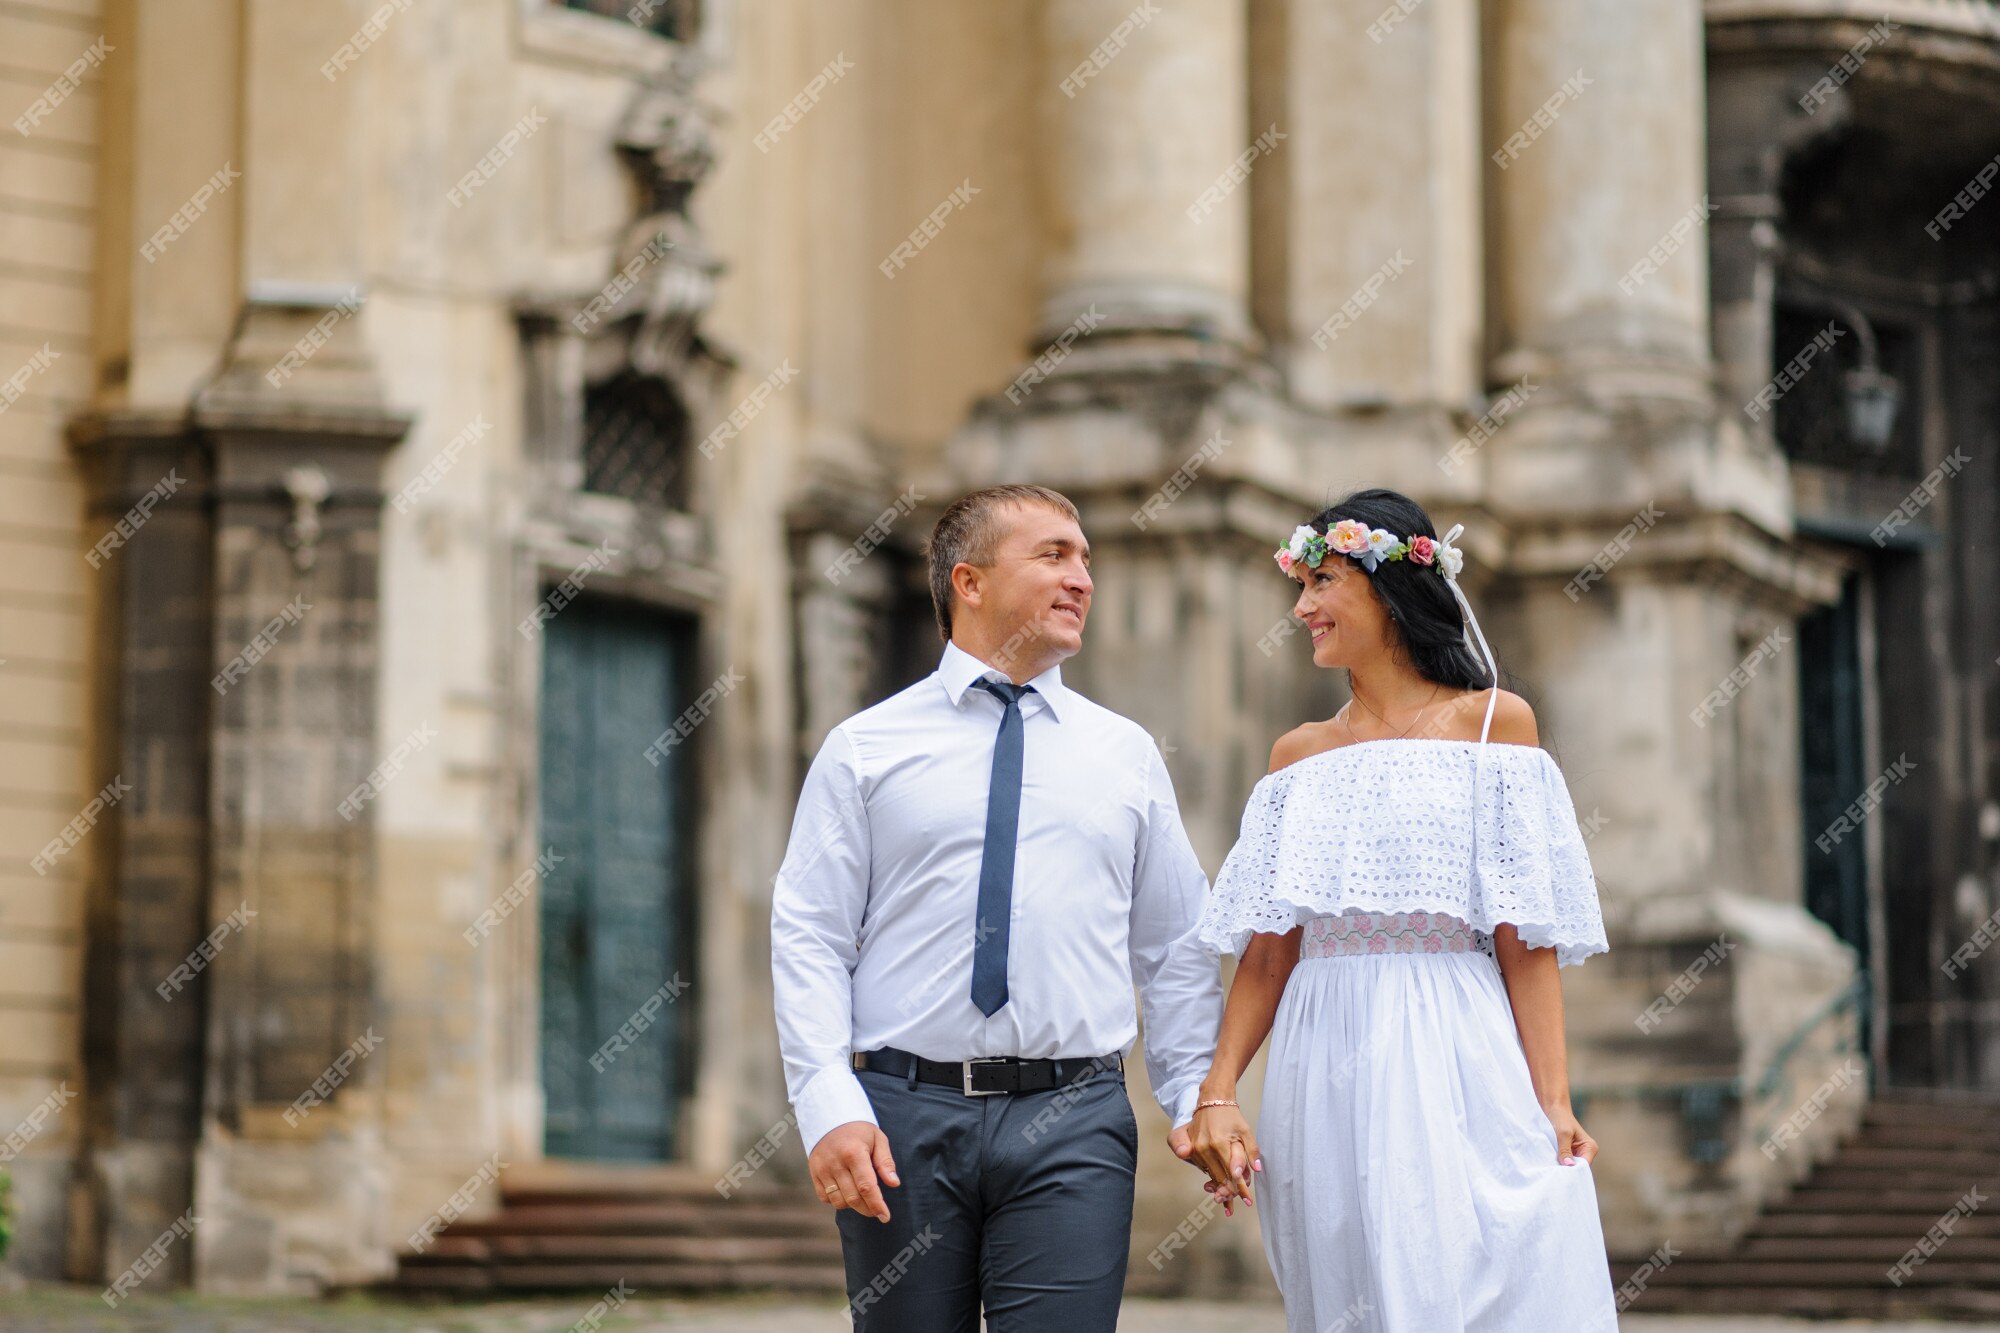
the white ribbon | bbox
[1440,522,1499,896]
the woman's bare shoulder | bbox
[1430,686,1539,745]
[1267,688,1539,774]
[1488,689,1540,745]
[1268,720,1341,774]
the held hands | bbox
[1170,1122,1241,1213]
[809,1120,900,1223]
[1187,1099,1262,1216]
[1546,1102,1599,1166]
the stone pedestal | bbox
[193,364,407,1292]
[70,302,411,1292]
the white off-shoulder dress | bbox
[1196,736,1619,1332]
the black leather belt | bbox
[853,1047,1123,1097]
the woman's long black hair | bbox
[1308,488,1493,691]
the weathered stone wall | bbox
[0,0,104,1285]
[21,0,1997,1299]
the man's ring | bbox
[823,1183,840,1195]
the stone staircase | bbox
[1615,1091,2000,1320]
[390,1161,845,1296]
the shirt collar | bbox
[938,640,1068,722]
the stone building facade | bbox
[0,0,1995,1299]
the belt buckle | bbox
[961,1058,1009,1097]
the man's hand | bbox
[809,1120,900,1223]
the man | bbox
[771,484,1223,1330]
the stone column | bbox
[948,4,1332,1293]
[70,419,215,1293]
[1488,0,1712,412]
[1038,0,1252,361]
[1703,54,1848,441]
[179,0,414,1291]
[1253,0,1484,412]
[69,0,237,1292]
[76,0,413,1294]
[1480,0,1861,1253]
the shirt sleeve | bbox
[1127,741,1224,1128]
[770,727,879,1154]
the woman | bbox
[1186,488,1619,1330]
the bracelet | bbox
[1193,1098,1239,1112]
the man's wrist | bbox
[796,1061,879,1154]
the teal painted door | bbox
[1799,573,1871,1054]
[540,599,692,1160]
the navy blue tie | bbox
[971,678,1034,1016]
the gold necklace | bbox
[1343,680,1441,743]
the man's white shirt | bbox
[771,641,1223,1154]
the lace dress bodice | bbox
[1195,738,1609,967]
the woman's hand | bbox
[1188,1101,1262,1213]
[1545,1102,1598,1166]
[1186,923,1300,1216]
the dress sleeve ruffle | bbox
[1194,776,1297,956]
[1466,747,1610,967]
[1194,745,1610,967]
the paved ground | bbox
[1,1287,1995,1333]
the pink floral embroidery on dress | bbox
[1300,910,1489,960]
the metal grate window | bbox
[581,373,692,510]
[557,0,692,41]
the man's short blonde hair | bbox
[925,485,1081,643]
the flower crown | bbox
[1276,519,1465,579]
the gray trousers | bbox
[836,1061,1138,1332]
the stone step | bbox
[499,1175,758,1205]
[395,1259,849,1295]
[1635,1259,2000,1287]
[402,1232,842,1266]
[1806,1164,2000,1192]
[1865,1096,2000,1127]
[1750,1210,2000,1238]
[1764,1187,2000,1214]
[1618,1284,2000,1320]
[1818,1145,2000,1171]
[1605,1095,2000,1321]
[1739,1236,2000,1262]
[441,1200,833,1238]
[387,1167,845,1297]
[1851,1122,2000,1149]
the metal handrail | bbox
[1751,971,1870,1104]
